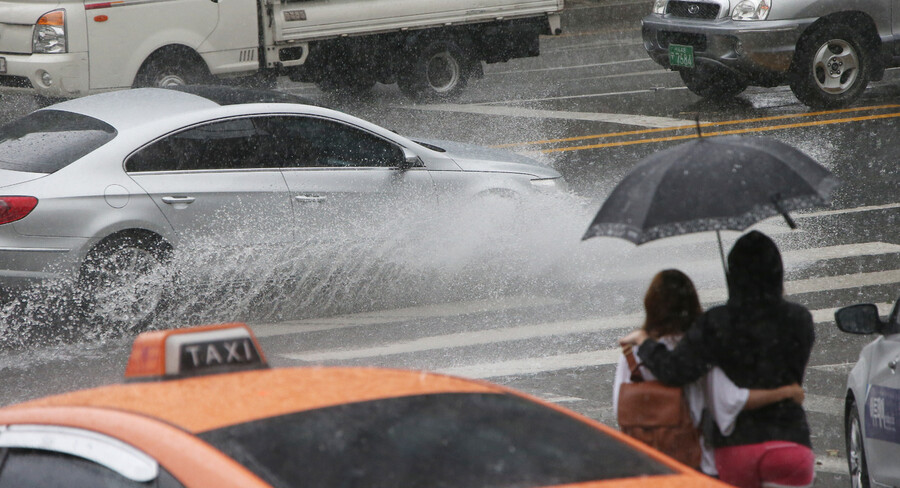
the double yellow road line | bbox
[496,104,900,153]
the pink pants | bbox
[715,441,815,488]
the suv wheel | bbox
[790,24,869,108]
[679,68,747,99]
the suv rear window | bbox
[200,393,672,488]
[0,110,117,174]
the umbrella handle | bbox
[771,195,798,229]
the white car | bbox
[0,86,565,327]
[835,294,900,488]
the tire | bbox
[79,236,171,330]
[133,54,207,88]
[847,399,872,488]
[790,24,869,109]
[398,40,470,101]
[679,68,747,99]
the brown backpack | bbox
[617,350,702,469]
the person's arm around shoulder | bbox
[620,315,714,386]
[707,367,804,436]
[745,383,804,410]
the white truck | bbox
[0,0,563,100]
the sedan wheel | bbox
[847,400,871,488]
[81,237,170,330]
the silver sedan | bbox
[835,294,900,488]
[0,86,566,327]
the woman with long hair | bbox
[614,268,804,478]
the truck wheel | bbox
[134,54,206,88]
[679,68,747,99]
[79,235,171,331]
[398,40,469,101]
[847,400,871,488]
[790,24,869,109]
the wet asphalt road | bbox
[1,3,899,487]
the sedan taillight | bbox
[0,197,38,225]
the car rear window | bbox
[200,392,672,488]
[0,110,117,174]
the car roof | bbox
[39,86,318,132]
[5,367,503,433]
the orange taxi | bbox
[0,323,728,487]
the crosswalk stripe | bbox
[700,269,900,303]
[280,301,894,367]
[606,242,900,281]
[252,296,565,338]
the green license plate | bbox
[668,44,694,68]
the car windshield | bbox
[199,392,672,488]
[0,110,116,174]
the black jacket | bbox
[637,231,815,448]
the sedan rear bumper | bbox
[0,236,87,288]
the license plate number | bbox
[0,57,6,74]
[668,44,694,68]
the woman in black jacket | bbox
[621,231,815,488]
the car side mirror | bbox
[398,147,423,170]
[835,304,883,335]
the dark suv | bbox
[641,0,897,108]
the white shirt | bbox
[612,335,749,476]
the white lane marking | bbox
[543,395,585,404]
[565,69,676,83]
[403,104,695,128]
[784,269,900,297]
[810,362,857,374]
[438,349,622,378]
[816,456,849,475]
[698,269,900,303]
[251,296,565,338]
[795,202,900,219]
[287,314,643,362]
[470,86,689,106]
[486,58,653,76]
[281,299,896,365]
[614,242,900,283]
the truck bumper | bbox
[641,15,815,84]
[0,52,89,98]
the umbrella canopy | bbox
[582,135,839,244]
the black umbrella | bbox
[582,134,839,271]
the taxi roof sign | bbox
[125,323,268,380]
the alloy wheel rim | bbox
[157,74,187,87]
[812,38,859,94]
[425,52,461,93]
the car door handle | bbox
[890,359,898,371]
[161,196,196,205]
[294,195,326,203]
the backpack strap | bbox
[625,347,645,383]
